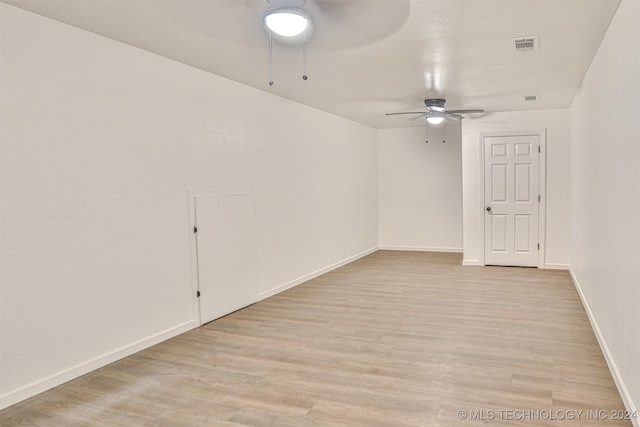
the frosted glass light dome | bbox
[264,10,310,37]
[427,116,445,125]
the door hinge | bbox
[193,226,198,234]
[197,290,201,297]
[538,146,541,153]
[537,243,540,250]
[538,195,541,202]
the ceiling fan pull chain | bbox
[441,121,446,143]
[268,29,274,86]
[302,28,308,81]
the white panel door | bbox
[195,194,256,324]
[484,135,539,267]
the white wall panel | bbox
[0,4,378,407]
[461,109,571,266]
[378,125,463,252]
[570,0,639,418]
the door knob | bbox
[486,206,492,213]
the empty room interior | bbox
[1,0,639,426]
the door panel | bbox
[515,142,532,157]
[195,194,256,324]
[514,164,532,202]
[484,135,539,267]
[491,214,508,252]
[492,143,508,157]
[514,214,531,253]
[491,164,508,202]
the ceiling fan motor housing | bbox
[425,98,446,112]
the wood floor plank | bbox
[0,251,631,426]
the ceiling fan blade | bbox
[446,113,462,120]
[309,0,410,50]
[385,112,426,116]
[447,109,485,114]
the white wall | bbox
[569,0,639,418]
[0,4,378,408]
[378,124,463,252]
[461,109,571,268]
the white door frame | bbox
[478,130,546,267]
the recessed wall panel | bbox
[491,214,507,253]
[515,143,532,157]
[491,144,508,157]
[491,164,507,202]
[515,163,532,202]
[514,214,531,253]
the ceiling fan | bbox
[386,99,484,124]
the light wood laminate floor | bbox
[1,251,632,426]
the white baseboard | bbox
[257,246,378,301]
[568,267,638,427]
[0,319,198,410]
[378,245,463,253]
[544,263,570,270]
[1,247,379,411]
[462,261,571,269]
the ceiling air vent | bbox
[524,95,538,101]
[513,36,539,52]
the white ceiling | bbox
[3,0,622,128]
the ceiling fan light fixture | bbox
[262,4,313,85]
[263,9,310,37]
